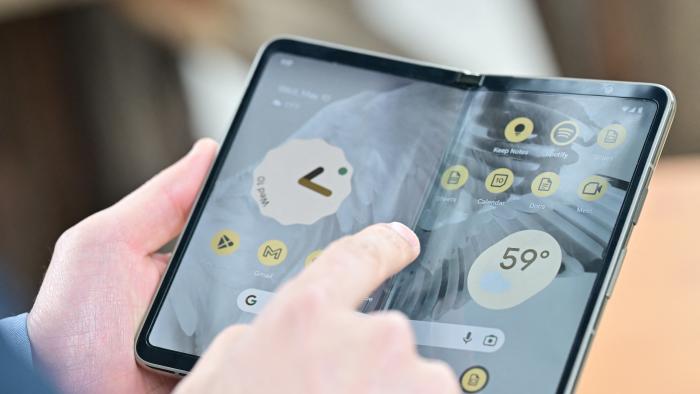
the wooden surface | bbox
[0,6,193,315]
[578,155,700,393]
[537,0,700,156]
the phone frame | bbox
[135,37,676,393]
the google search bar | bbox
[237,289,504,353]
[237,288,375,314]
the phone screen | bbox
[147,50,658,392]
[382,89,656,393]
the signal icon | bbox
[623,106,644,114]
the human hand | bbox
[176,223,460,394]
[27,139,218,394]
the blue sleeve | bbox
[0,316,56,394]
[0,313,33,367]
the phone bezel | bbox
[134,37,675,393]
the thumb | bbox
[97,138,218,253]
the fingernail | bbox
[388,222,420,253]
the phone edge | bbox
[562,83,676,394]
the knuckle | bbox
[322,235,385,278]
[291,286,327,317]
[430,360,457,379]
[215,324,248,345]
[54,226,78,251]
[371,223,409,251]
[54,213,110,252]
[361,224,412,263]
[270,285,327,329]
[374,312,415,352]
[54,220,90,253]
[421,361,460,393]
[323,224,412,279]
[325,234,368,261]
[356,235,386,263]
[347,235,388,277]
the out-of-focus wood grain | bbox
[578,155,700,393]
[0,6,193,315]
[537,0,700,156]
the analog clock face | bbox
[251,138,353,225]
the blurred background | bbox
[0,0,698,392]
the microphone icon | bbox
[462,331,473,344]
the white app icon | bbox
[252,139,353,225]
[467,230,562,310]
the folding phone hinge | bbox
[454,71,483,87]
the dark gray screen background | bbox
[149,51,657,393]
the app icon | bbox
[550,120,579,146]
[597,124,627,149]
[210,230,240,256]
[578,175,608,202]
[440,164,469,191]
[531,171,560,198]
[304,249,323,267]
[460,366,489,393]
[483,335,498,347]
[468,230,562,310]
[485,168,514,194]
[252,139,353,225]
[504,116,534,143]
[257,240,288,266]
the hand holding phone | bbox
[176,223,460,394]
[27,140,218,394]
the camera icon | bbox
[483,335,498,347]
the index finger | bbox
[281,222,420,309]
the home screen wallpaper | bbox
[149,51,657,393]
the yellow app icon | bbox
[440,165,469,191]
[485,168,514,193]
[304,249,323,267]
[578,175,608,202]
[257,240,288,266]
[531,172,560,198]
[550,120,579,146]
[504,116,534,143]
[461,366,489,393]
[210,230,240,256]
[597,124,627,149]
